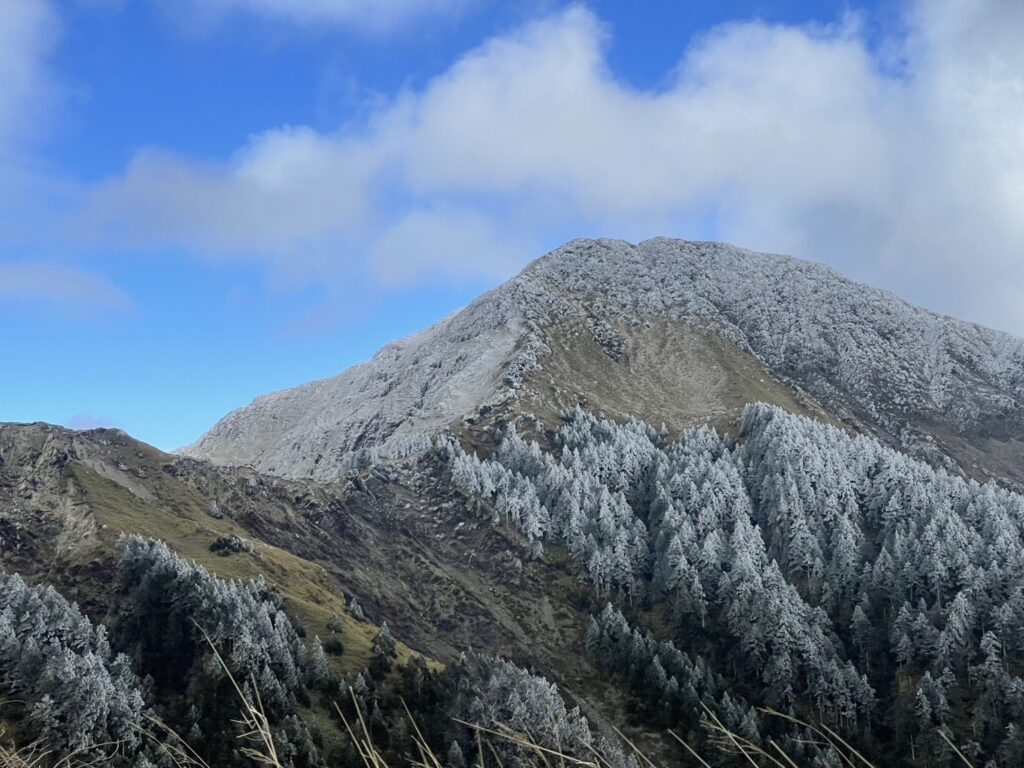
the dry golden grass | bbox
[0,631,979,768]
[0,708,979,768]
[0,728,121,768]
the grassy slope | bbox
[0,423,449,758]
[67,459,420,676]
[66,456,435,757]
[510,316,836,438]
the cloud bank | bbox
[78,1,1024,331]
[0,1,126,317]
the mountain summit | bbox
[183,238,1024,485]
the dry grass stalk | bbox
[0,631,982,768]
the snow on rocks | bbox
[183,238,1024,480]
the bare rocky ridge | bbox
[184,238,1024,487]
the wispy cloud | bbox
[0,0,59,152]
[75,1,1024,332]
[164,0,470,33]
[0,262,133,315]
[0,0,70,248]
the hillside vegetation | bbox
[446,405,1024,765]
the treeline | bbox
[447,404,1024,765]
[0,537,328,767]
[586,604,866,767]
[587,603,758,738]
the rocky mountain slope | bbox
[183,238,1024,487]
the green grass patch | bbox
[69,462,420,676]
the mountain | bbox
[0,420,654,762]
[183,238,1024,487]
[7,237,1024,768]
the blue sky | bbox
[1,0,1022,451]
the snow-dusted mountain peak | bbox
[183,238,1024,484]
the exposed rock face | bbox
[183,238,1024,483]
[179,297,534,480]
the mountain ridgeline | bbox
[4,238,1024,767]
[185,238,1024,486]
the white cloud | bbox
[0,0,68,246]
[0,263,133,314]
[0,0,59,151]
[168,0,466,32]
[370,206,527,286]
[77,1,1024,331]
[82,130,376,276]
